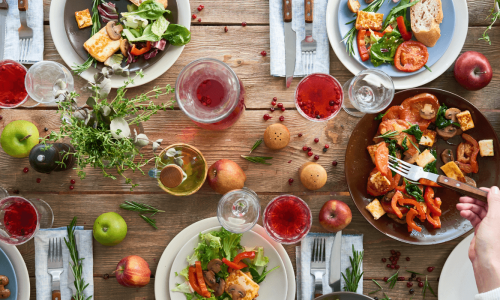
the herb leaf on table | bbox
[342,245,364,292]
[386,270,399,289]
[249,139,263,154]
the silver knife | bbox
[67,234,79,300]
[0,0,8,60]
[329,230,342,291]
[283,0,296,88]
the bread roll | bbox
[410,0,443,47]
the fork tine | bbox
[322,238,326,261]
[389,155,414,169]
[388,165,408,177]
[58,238,62,261]
[311,238,316,262]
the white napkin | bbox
[269,0,330,77]
[296,232,364,299]
[35,227,94,300]
[3,0,44,63]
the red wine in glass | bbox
[263,195,312,244]
[0,60,29,108]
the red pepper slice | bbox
[398,198,426,221]
[391,191,404,219]
[195,261,211,298]
[189,266,203,296]
[419,178,441,187]
[374,142,389,176]
[462,133,479,173]
[406,208,422,232]
[357,30,370,62]
[130,41,152,56]
[222,258,247,270]
[424,187,442,217]
[426,208,441,228]
[233,251,256,264]
[395,178,406,191]
[394,41,429,72]
[396,16,412,41]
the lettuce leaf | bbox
[172,282,192,294]
[253,247,269,267]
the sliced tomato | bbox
[374,119,410,143]
[406,208,422,232]
[419,178,441,187]
[357,30,370,62]
[400,93,440,130]
[381,106,403,122]
[195,261,211,298]
[375,143,389,176]
[398,198,426,221]
[391,191,404,219]
[424,187,442,216]
[462,133,480,173]
[394,41,429,73]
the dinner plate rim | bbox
[326,0,468,89]
[0,243,29,300]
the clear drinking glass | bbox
[25,61,74,105]
[342,69,395,118]
[217,188,260,234]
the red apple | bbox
[319,200,352,232]
[454,51,493,91]
[114,255,151,287]
[207,159,246,194]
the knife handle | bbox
[305,0,313,23]
[52,290,61,300]
[0,0,8,10]
[437,175,488,202]
[283,0,292,22]
[18,0,27,11]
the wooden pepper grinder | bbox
[28,143,76,174]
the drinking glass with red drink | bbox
[263,195,312,244]
[0,196,53,245]
[295,73,344,122]
[0,60,29,108]
[176,58,245,130]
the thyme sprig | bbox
[64,217,92,300]
[480,0,500,44]
[241,155,273,165]
[249,139,263,154]
[120,201,164,229]
[342,245,364,292]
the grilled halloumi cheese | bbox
[440,161,465,182]
[416,149,435,168]
[479,139,494,157]
[456,110,474,132]
[83,27,121,63]
[366,199,386,220]
[420,129,437,147]
[355,11,384,31]
[129,0,168,8]
[370,171,391,191]
[75,9,93,29]
[225,270,260,300]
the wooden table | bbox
[1,0,499,298]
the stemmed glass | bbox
[217,188,260,234]
[342,69,395,118]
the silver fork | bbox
[310,237,326,297]
[17,0,33,63]
[47,238,64,300]
[388,155,488,202]
[300,0,316,75]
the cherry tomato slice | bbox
[394,41,429,72]
[375,143,389,176]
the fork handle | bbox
[18,0,27,11]
[305,0,313,23]
[52,290,61,300]
[437,175,488,202]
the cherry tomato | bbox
[375,143,389,176]
[394,41,429,72]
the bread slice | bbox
[129,0,168,9]
[410,0,443,47]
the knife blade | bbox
[67,234,79,300]
[0,0,8,60]
[283,0,296,88]
[329,230,342,291]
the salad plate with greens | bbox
[169,227,287,300]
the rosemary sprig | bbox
[386,270,399,289]
[480,0,500,44]
[64,217,92,300]
[422,276,436,298]
[241,155,273,165]
[249,139,263,154]
[120,201,164,229]
[372,279,383,289]
[375,130,398,140]
[380,292,391,300]
[342,245,364,292]
[140,215,158,229]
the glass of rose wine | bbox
[0,60,29,108]
[262,195,312,244]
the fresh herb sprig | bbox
[480,0,500,44]
[64,217,92,300]
[375,130,398,140]
[404,178,425,202]
[120,201,165,229]
[422,276,437,298]
[241,155,273,165]
[403,123,423,142]
[369,279,383,294]
[249,139,263,154]
[342,245,364,292]
[386,270,399,289]
[374,111,388,121]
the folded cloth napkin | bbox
[35,227,94,300]
[296,232,363,299]
[3,0,44,63]
[269,0,330,77]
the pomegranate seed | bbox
[198,18,202,22]
[279,116,285,122]
[397,276,405,281]
[406,257,410,261]
[307,151,313,157]
[381,258,387,262]
[332,161,338,166]
[69,185,74,190]
[271,101,277,106]
[288,160,292,163]
[277,103,283,108]
[270,107,275,112]
[329,101,335,106]
[390,265,395,269]
[386,264,391,268]
[242,22,247,27]
[409,289,415,294]
[0,116,2,120]
[324,144,330,149]
[396,251,401,256]
[201,5,204,8]
[390,250,396,255]
[261,51,267,56]
[303,146,308,151]
[307,147,312,151]
[395,265,400,269]
[263,114,272,120]
[298,133,303,137]
[416,277,422,282]
[70,179,76,184]
[288,178,294,185]
[13,190,19,194]
[418,282,424,288]
[23,167,29,173]
[197,5,203,11]
[192,14,197,19]
[314,138,319,143]
[273,97,278,101]
[427,267,435,272]
[36,178,41,183]
[314,155,319,160]
[224,26,228,32]
[383,277,389,282]
[281,107,285,112]
[407,282,413,288]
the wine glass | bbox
[342,69,395,118]
[24,61,74,106]
[217,188,260,234]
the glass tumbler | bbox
[25,61,74,105]
[217,188,260,234]
[0,59,29,108]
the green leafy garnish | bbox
[406,270,425,275]
[402,136,409,152]
[404,178,424,202]
[249,265,280,284]
[423,150,438,174]
[422,275,437,298]
[249,139,263,154]
[374,111,388,121]
[370,32,404,67]
[386,139,399,176]
[376,130,398,140]
[435,104,460,129]
[120,201,165,229]
[162,24,192,46]
[480,0,500,44]
[403,123,423,142]
[424,65,432,72]
[342,245,364,292]
[386,270,399,289]
[121,0,170,20]
[383,0,420,29]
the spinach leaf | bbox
[370,32,404,67]
[402,123,423,142]
[423,149,438,174]
[435,104,461,129]
[127,24,161,42]
[401,136,409,152]
[121,0,170,20]
[163,24,192,46]
[374,111,388,121]
[404,178,424,202]
[152,15,169,37]
[249,265,280,284]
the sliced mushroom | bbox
[441,149,454,164]
[207,259,222,274]
[419,104,436,120]
[347,0,361,13]
[382,190,396,203]
[445,108,461,122]
[437,125,458,140]
[403,150,419,164]
[106,21,124,40]
[457,142,473,164]
[228,284,246,300]
[120,39,129,57]
[465,176,477,187]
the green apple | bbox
[0,120,39,158]
[93,212,127,246]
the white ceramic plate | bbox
[155,217,296,300]
[169,226,288,300]
[0,243,30,300]
[49,0,190,88]
[326,0,468,89]
[438,233,478,299]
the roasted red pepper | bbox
[396,16,412,41]
[395,179,406,191]
[426,208,441,228]
[391,191,404,219]
[233,251,256,264]
[357,30,370,62]
[189,266,203,296]
[462,133,479,173]
[406,208,422,232]
[374,142,389,176]
[222,258,247,270]
[398,198,426,221]
[130,41,152,56]
[419,178,441,187]
[195,261,211,298]
[424,187,442,217]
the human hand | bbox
[457,186,500,293]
